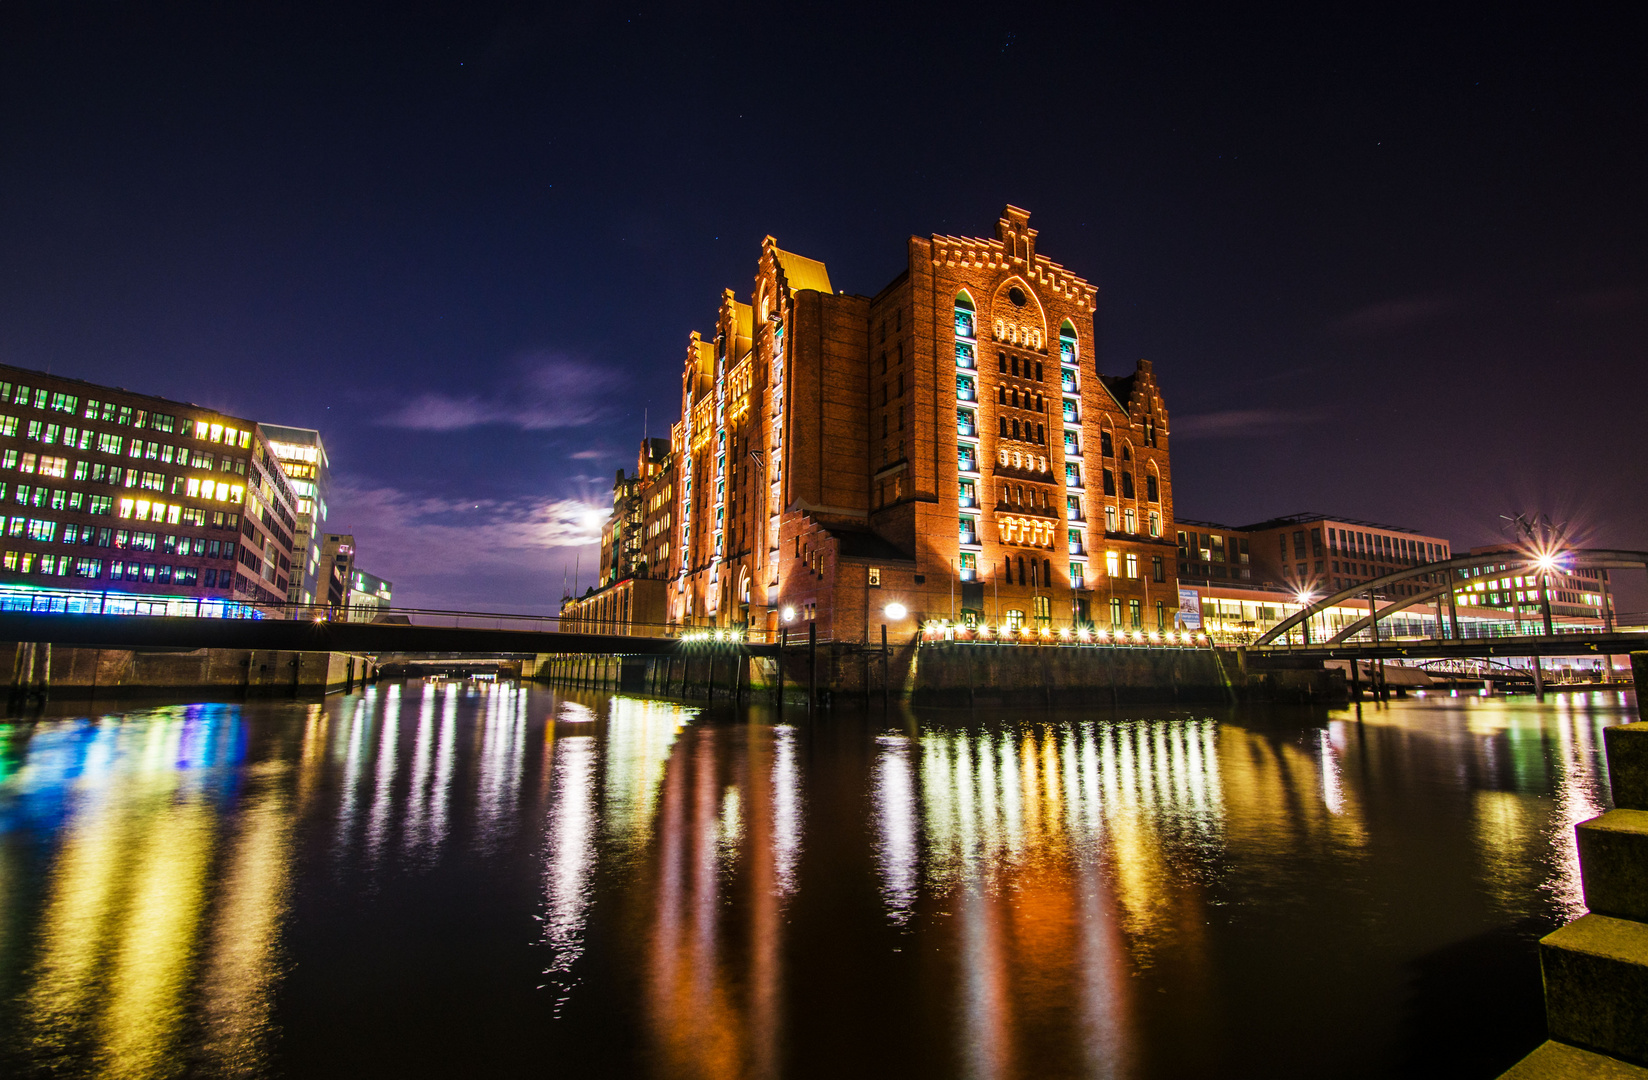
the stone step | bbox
[1542,914,1648,1065]
[1605,721,1648,810]
[1499,1040,1648,1079]
[1578,810,1648,922]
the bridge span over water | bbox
[0,612,778,658]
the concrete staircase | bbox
[1500,652,1648,1078]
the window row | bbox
[996,354,1044,382]
[2,550,233,587]
[3,520,239,556]
[0,384,185,432]
[1,430,246,473]
[1098,468,1159,501]
[999,418,1045,444]
[996,386,1045,410]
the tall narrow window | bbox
[1059,321,1078,367]
[954,293,976,342]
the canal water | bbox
[0,682,1633,1079]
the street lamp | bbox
[1295,589,1317,645]
[884,602,907,620]
[782,606,796,623]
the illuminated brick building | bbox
[657,207,1178,643]
[600,437,673,587]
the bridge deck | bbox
[1249,631,1647,662]
[0,613,779,657]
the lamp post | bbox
[882,603,906,708]
[1296,590,1316,646]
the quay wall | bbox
[531,644,1344,706]
[4,641,373,701]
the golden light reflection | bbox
[195,765,293,1076]
[640,718,802,1080]
[19,713,223,1078]
[888,715,1372,1079]
[98,794,214,1079]
[541,731,597,1012]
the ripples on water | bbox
[0,682,1632,1079]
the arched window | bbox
[955,291,975,372]
[1059,321,1078,366]
[954,293,976,341]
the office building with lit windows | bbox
[641,207,1177,643]
[259,423,330,606]
[1237,513,1452,599]
[315,532,354,611]
[346,567,394,621]
[0,363,299,615]
[1454,545,1615,627]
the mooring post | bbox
[808,621,817,712]
[1533,647,1545,702]
[708,649,717,702]
[776,627,786,707]
[1350,657,1361,700]
[881,623,890,710]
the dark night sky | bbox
[2,3,1644,613]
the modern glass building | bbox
[258,424,330,607]
[0,362,299,616]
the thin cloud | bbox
[569,449,604,460]
[379,358,617,431]
[1172,408,1324,439]
[326,479,606,584]
[1329,295,1455,336]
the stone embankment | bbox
[531,643,1345,706]
[4,641,373,702]
[1498,651,1648,1078]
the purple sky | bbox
[2,4,1644,613]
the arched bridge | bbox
[1252,547,1648,659]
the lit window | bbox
[954,292,976,340]
[1105,550,1119,577]
[1125,553,1138,578]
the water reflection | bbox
[0,685,1631,1080]
[541,727,596,1010]
[5,707,270,1079]
[642,718,804,1080]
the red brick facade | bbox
[650,208,1179,642]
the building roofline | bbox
[1234,511,1431,536]
[0,360,258,428]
